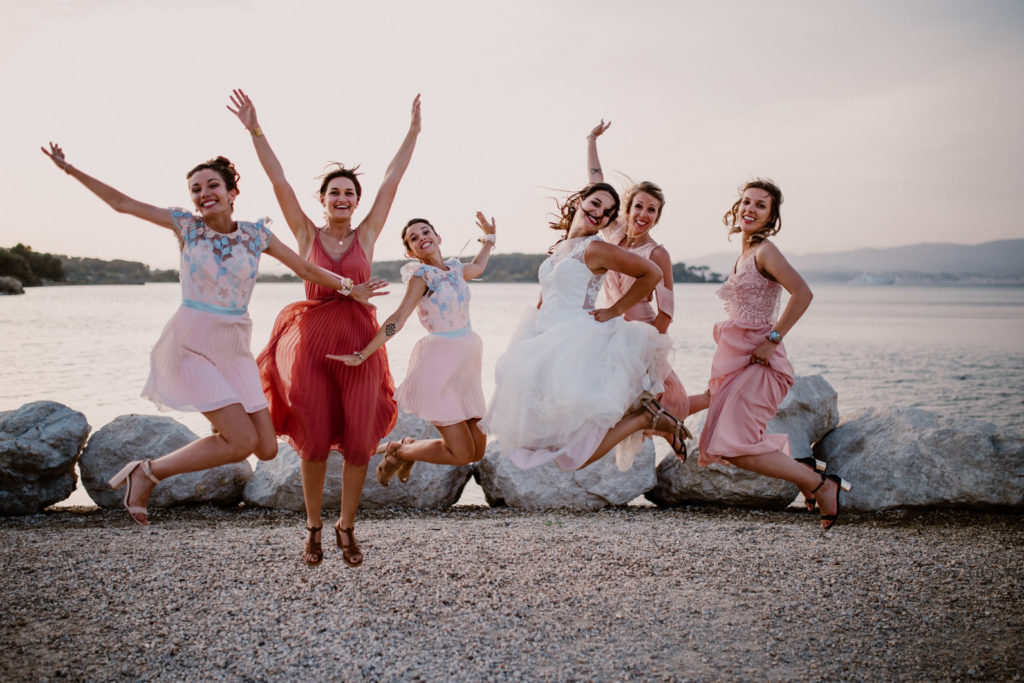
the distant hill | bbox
[694,239,1024,284]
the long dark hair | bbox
[548,182,620,252]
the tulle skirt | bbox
[698,319,794,466]
[395,331,485,426]
[483,308,668,472]
[258,297,396,465]
[142,306,267,414]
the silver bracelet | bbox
[353,351,365,360]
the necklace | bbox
[624,233,651,249]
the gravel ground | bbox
[1,505,1021,682]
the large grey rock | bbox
[646,375,838,509]
[0,401,90,514]
[814,407,1024,511]
[474,438,656,510]
[80,414,251,509]
[243,410,472,511]
[0,276,24,295]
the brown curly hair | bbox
[622,181,665,226]
[723,178,783,243]
[548,182,620,252]
[187,156,240,193]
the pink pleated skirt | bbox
[395,331,485,426]
[697,319,794,466]
[142,305,267,414]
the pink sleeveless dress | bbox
[143,208,272,414]
[394,259,485,426]
[257,232,397,465]
[602,226,690,420]
[697,245,794,466]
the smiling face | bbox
[626,190,662,237]
[189,169,237,220]
[402,221,441,260]
[737,187,773,235]
[571,189,618,234]
[321,176,360,222]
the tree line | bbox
[1,245,723,287]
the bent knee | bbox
[254,438,278,461]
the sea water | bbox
[3,281,1022,506]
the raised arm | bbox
[750,241,814,366]
[40,143,174,230]
[586,119,610,184]
[227,89,317,256]
[584,240,661,322]
[264,233,389,307]
[357,94,422,246]
[462,212,496,281]
[327,277,428,366]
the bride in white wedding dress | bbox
[482,183,691,472]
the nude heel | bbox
[108,460,160,526]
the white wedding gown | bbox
[482,235,669,471]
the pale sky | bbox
[2,0,1022,273]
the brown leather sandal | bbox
[304,526,323,567]
[641,397,692,461]
[395,437,417,483]
[374,442,404,487]
[334,524,363,567]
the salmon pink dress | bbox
[258,232,396,465]
[698,246,794,466]
[394,259,485,426]
[601,226,690,420]
[142,208,272,414]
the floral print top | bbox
[401,258,472,335]
[170,208,273,314]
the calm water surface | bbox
[3,281,1022,506]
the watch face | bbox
[769,330,781,343]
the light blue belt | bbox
[182,298,247,316]
[431,324,471,339]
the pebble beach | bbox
[1,505,1021,682]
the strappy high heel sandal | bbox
[395,437,416,483]
[334,523,363,567]
[810,472,852,531]
[374,441,404,487]
[108,460,161,526]
[304,526,323,567]
[641,397,692,461]
[795,457,827,511]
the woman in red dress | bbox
[228,89,421,565]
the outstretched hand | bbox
[40,142,70,172]
[326,353,364,367]
[409,94,422,134]
[475,211,496,236]
[589,119,611,139]
[349,278,389,309]
[227,88,259,131]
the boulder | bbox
[0,276,24,295]
[80,415,251,509]
[243,410,472,511]
[474,438,656,510]
[814,407,1024,511]
[646,375,838,509]
[0,401,90,514]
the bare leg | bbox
[335,459,368,565]
[578,410,650,469]
[730,450,837,529]
[394,420,484,466]
[300,458,327,565]
[124,404,277,517]
[686,388,711,416]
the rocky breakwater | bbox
[80,414,251,510]
[0,401,89,514]
[243,410,473,511]
[646,375,839,509]
[814,406,1024,511]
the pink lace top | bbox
[716,250,781,327]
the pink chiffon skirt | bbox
[396,331,485,426]
[698,319,794,466]
[142,305,267,414]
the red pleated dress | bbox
[258,232,397,465]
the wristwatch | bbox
[767,330,782,344]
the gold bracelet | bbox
[250,126,263,138]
